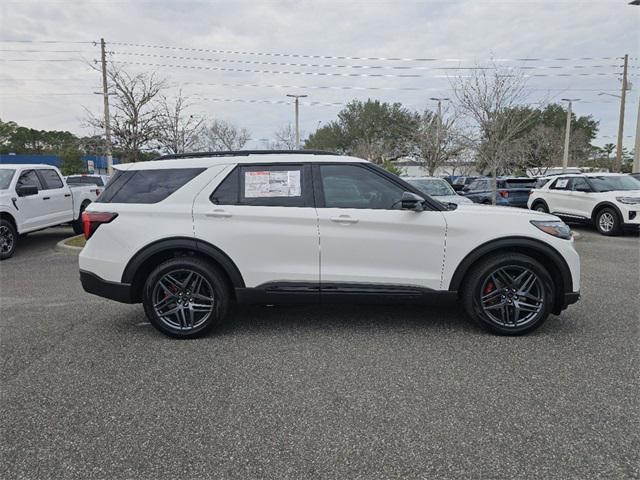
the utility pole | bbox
[100,38,113,174]
[561,98,579,173]
[430,97,449,175]
[614,54,629,172]
[634,96,640,173]
[286,94,308,149]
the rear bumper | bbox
[80,270,135,303]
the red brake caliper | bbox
[484,281,495,295]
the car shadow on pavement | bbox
[9,226,75,259]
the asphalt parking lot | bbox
[1,226,638,479]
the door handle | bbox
[42,196,50,200]
[64,193,71,197]
[330,215,359,224]
[206,209,232,218]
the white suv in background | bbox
[528,173,640,236]
[79,151,580,338]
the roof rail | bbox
[155,149,340,160]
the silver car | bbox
[404,176,473,205]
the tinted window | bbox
[320,164,405,210]
[97,168,205,204]
[570,177,591,191]
[67,176,104,186]
[588,175,640,192]
[211,165,310,207]
[504,179,536,189]
[0,169,15,189]
[17,170,43,189]
[39,169,64,189]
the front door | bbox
[315,163,447,290]
[15,169,47,231]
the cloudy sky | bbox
[0,0,638,150]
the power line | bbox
[109,42,624,63]
[0,40,93,44]
[112,59,627,78]
[109,51,623,72]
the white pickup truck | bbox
[0,164,99,259]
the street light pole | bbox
[429,97,450,175]
[561,98,579,173]
[286,94,308,149]
[615,54,629,172]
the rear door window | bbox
[97,168,205,204]
[17,169,43,189]
[211,164,312,207]
[39,169,64,189]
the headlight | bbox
[530,220,572,240]
[616,196,640,205]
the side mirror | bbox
[401,191,425,211]
[16,184,38,197]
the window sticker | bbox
[244,170,301,198]
[555,179,569,189]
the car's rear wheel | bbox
[142,257,231,338]
[595,207,620,236]
[532,201,548,213]
[0,219,17,260]
[72,202,89,235]
[462,253,554,335]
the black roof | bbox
[156,150,339,160]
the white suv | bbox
[79,151,580,338]
[528,173,640,235]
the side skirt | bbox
[235,282,458,305]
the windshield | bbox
[588,175,640,192]
[0,169,16,189]
[407,178,456,196]
[67,176,104,186]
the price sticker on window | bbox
[244,170,301,198]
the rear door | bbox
[315,163,447,290]
[36,168,72,224]
[193,163,320,289]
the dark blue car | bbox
[461,177,537,207]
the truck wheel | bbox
[0,219,18,260]
[72,203,88,235]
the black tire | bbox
[595,207,621,236]
[72,202,89,235]
[0,219,18,260]
[532,201,548,213]
[461,253,554,335]
[142,256,231,338]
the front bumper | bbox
[80,270,135,303]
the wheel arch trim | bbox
[448,236,573,294]
[591,201,623,223]
[121,237,245,288]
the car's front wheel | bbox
[462,253,554,335]
[142,257,231,338]
[595,207,621,236]
[0,219,17,260]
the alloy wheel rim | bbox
[152,269,216,331]
[599,212,614,232]
[0,225,14,254]
[479,265,544,328]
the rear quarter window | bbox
[97,168,205,204]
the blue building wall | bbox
[0,154,119,173]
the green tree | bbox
[59,148,85,176]
[305,99,418,163]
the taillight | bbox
[499,190,509,198]
[82,211,118,240]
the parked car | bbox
[79,151,580,338]
[630,172,640,182]
[66,174,111,191]
[461,177,537,207]
[403,176,473,205]
[528,173,640,235]
[448,176,480,192]
[0,164,99,259]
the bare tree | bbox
[451,65,538,203]
[86,67,166,162]
[200,119,251,151]
[155,91,204,154]
[272,124,298,150]
[410,108,463,176]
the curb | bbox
[56,235,84,252]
